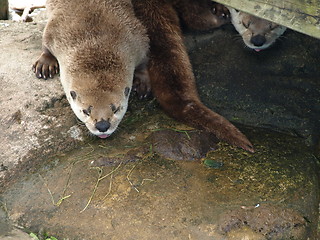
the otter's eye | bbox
[70,91,77,100]
[243,20,251,28]
[114,107,120,114]
[111,104,120,114]
[111,104,116,112]
[83,106,92,116]
[124,87,130,97]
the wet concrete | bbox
[0,20,87,191]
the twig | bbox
[39,173,71,206]
[80,162,122,212]
[102,174,113,200]
[80,167,103,213]
[99,162,122,181]
[141,178,154,185]
[127,165,139,192]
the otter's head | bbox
[228,7,286,51]
[59,44,137,138]
[66,82,131,138]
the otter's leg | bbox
[175,0,230,31]
[133,0,254,152]
[133,62,152,100]
[32,47,59,80]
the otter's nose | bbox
[95,119,110,132]
[250,34,266,47]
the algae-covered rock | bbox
[147,129,219,161]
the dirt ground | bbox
[0,4,319,240]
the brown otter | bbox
[227,7,287,51]
[133,0,254,152]
[33,0,253,152]
[33,0,149,138]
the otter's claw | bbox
[133,67,152,100]
[33,50,59,80]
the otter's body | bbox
[33,0,149,138]
[133,0,254,152]
[34,0,254,152]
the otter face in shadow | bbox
[66,81,131,138]
[228,7,287,51]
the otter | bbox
[227,7,287,51]
[33,0,254,152]
[132,0,254,152]
[33,0,149,138]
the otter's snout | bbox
[250,34,266,47]
[95,119,110,132]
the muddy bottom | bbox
[0,117,319,239]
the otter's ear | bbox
[70,91,77,100]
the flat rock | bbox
[147,129,219,161]
[0,21,87,190]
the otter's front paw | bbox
[32,51,59,80]
[133,68,152,100]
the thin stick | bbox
[80,162,122,212]
[80,167,103,213]
[102,173,113,200]
[127,165,139,193]
[39,173,71,206]
[141,178,154,186]
[99,162,122,181]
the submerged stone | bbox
[147,129,219,161]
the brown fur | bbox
[133,0,254,152]
[33,0,149,137]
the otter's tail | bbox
[133,0,254,152]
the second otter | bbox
[133,0,254,152]
[227,7,287,51]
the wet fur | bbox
[33,0,149,137]
[133,0,254,152]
